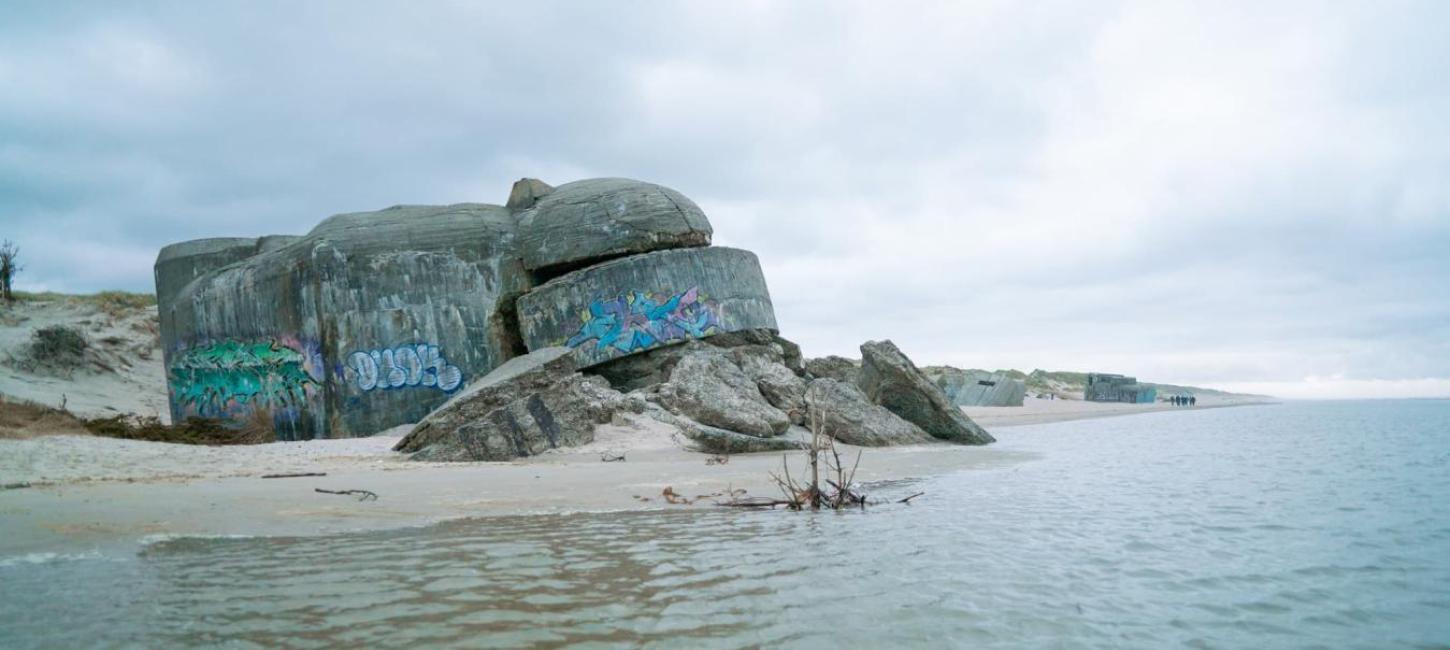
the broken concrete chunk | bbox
[506,178,555,211]
[805,355,861,385]
[651,344,790,437]
[802,378,932,447]
[395,347,628,461]
[732,347,808,425]
[678,421,807,454]
[643,402,804,454]
[858,340,995,445]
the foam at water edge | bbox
[0,551,105,567]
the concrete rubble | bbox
[802,378,931,447]
[394,347,638,462]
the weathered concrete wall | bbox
[516,247,777,369]
[154,238,264,310]
[309,204,533,436]
[158,204,532,439]
[515,178,711,276]
[157,177,779,439]
[160,239,325,438]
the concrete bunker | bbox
[155,178,776,438]
[1084,372,1157,403]
[924,368,1027,407]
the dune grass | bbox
[1,397,273,445]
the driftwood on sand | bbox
[314,488,378,501]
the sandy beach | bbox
[962,394,1264,427]
[0,397,1270,558]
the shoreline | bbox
[0,399,1272,558]
[963,396,1273,427]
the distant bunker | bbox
[1084,373,1157,404]
[924,368,1026,407]
[154,178,778,439]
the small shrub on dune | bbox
[15,325,89,376]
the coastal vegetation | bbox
[9,290,156,317]
[0,239,20,303]
[0,396,270,445]
[13,325,89,376]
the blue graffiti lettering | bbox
[347,344,462,392]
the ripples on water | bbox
[3,400,1449,648]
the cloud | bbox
[0,1,1445,397]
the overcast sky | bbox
[2,1,1446,398]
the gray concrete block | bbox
[506,178,554,211]
[154,237,261,311]
[516,247,777,369]
[515,178,712,274]
[926,368,1026,406]
[157,203,533,439]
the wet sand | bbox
[964,394,1270,427]
[0,398,1269,557]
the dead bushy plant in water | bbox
[719,406,870,511]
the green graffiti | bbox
[169,340,316,416]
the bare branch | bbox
[315,488,378,501]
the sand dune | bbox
[0,296,168,422]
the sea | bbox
[2,400,1447,649]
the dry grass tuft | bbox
[92,291,156,318]
[81,414,272,445]
[0,396,274,445]
[0,398,88,439]
[10,290,156,316]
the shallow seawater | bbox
[3,400,1449,648]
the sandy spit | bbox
[0,397,1271,557]
[0,416,1034,557]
